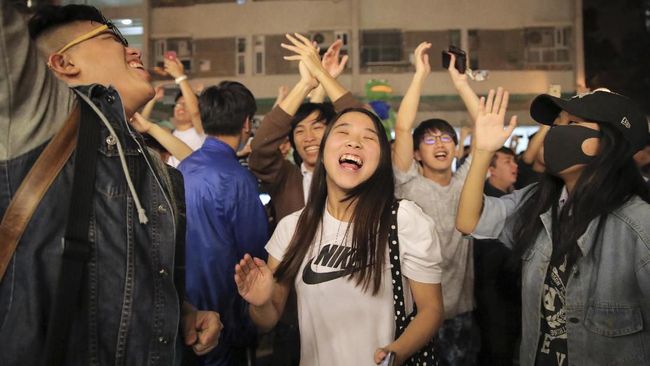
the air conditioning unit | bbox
[525,28,554,47]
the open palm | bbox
[474,88,517,152]
[234,254,274,307]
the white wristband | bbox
[175,75,188,84]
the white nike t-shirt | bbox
[167,127,206,167]
[266,200,442,366]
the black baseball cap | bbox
[530,88,649,155]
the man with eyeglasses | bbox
[0,3,220,365]
[391,44,480,364]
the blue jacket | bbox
[472,185,650,366]
[179,137,268,366]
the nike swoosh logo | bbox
[302,257,369,285]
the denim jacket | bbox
[0,3,182,365]
[472,186,650,366]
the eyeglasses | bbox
[422,134,454,145]
[55,21,128,55]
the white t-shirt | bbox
[167,127,206,167]
[300,162,313,203]
[266,200,442,366]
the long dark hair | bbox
[511,123,650,266]
[275,108,395,295]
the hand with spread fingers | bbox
[163,57,185,79]
[474,87,518,153]
[234,254,274,307]
[129,112,154,134]
[281,33,328,81]
[321,38,349,79]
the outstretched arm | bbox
[281,33,351,104]
[1,2,75,161]
[130,112,193,161]
[164,58,204,135]
[235,254,290,332]
[521,125,549,164]
[456,88,517,234]
[447,53,480,124]
[141,85,165,120]
[392,42,432,172]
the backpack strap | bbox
[0,104,80,281]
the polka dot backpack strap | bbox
[388,199,438,366]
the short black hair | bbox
[28,4,106,40]
[199,81,256,136]
[490,146,516,167]
[412,118,458,150]
[288,102,336,165]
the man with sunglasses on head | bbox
[0,3,220,365]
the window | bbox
[467,29,480,70]
[153,38,194,71]
[253,35,265,75]
[361,30,403,66]
[525,27,571,65]
[236,37,246,75]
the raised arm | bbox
[164,57,203,135]
[447,53,480,124]
[141,85,165,120]
[309,39,349,103]
[1,2,74,161]
[456,88,517,234]
[392,42,431,172]
[235,254,290,332]
[248,61,318,183]
[521,125,550,165]
[130,112,193,161]
[282,33,352,104]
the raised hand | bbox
[322,39,349,79]
[153,85,165,101]
[299,61,319,89]
[281,33,327,80]
[234,254,274,307]
[130,112,154,134]
[413,42,431,79]
[447,52,468,86]
[474,88,517,152]
[164,57,185,79]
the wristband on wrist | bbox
[175,75,188,84]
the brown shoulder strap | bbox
[0,105,80,281]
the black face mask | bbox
[543,125,600,175]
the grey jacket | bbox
[473,186,650,366]
[0,3,182,365]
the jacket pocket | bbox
[584,305,644,337]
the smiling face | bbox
[322,111,382,193]
[46,21,154,116]
[489,150,518,188]
[293,111,327,170]
[173,95,192,128]
[415,129,457,173]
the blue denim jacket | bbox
[472,186,650,365]
[1,4,183,364]
[0,84,182,365]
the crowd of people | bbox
[1,3,649,366]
